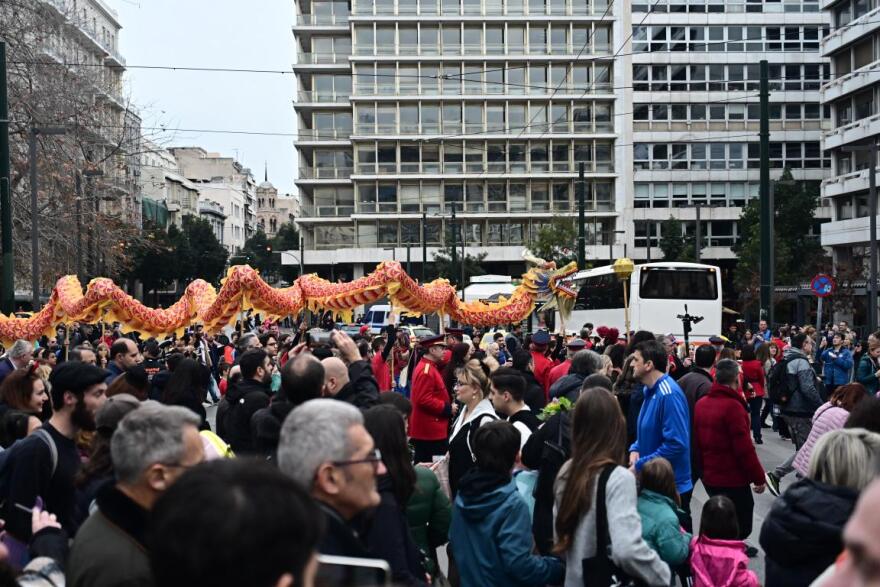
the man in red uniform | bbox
[410,335,455,463]
[530,330,554,398]
[546,338,587,389]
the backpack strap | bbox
[594,464,617,561]
[466,412,499,463]
[32,429,58,479]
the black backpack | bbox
[532,411,572,555]
[767,357,796,405]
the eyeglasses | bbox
[332,449,383,471]
[454,381,469,389]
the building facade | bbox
[293,0,630,281]
[256,174,299,236]
[140,141,200,228]
[820,0,880,296]
[42,0,144,227]
[199,199,228,244]
[623,0,833,276]
[170,147,257,253]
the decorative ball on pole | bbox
[613,257,635,344]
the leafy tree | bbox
[180,215,228,285]
[659,216,696,262]
[531,219,579,266]
[432,245,487,285]
[272,222,302,283]
[125,225,178,301]
[731,168,829,311]
[239,229,275,276]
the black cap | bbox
[49,361,108,395]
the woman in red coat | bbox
[739,345,766,444]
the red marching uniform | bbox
[547,359,571,389]
[531,350,554,397]
[409,357,451,441]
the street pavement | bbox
[207,402,796,583]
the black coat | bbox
[363,476,428,587]
[760,477,858,587]
[519,371,546,413]
[250,398,296,459]
[318,502,373,559]
[336,360,380,410]
[219,378,270,455]
[549,373,586,402]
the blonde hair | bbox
[808,428,880,491]
[600,354,613,376]
[455,359,490,398]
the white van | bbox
[363,304,392,334]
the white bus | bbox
[558,262,722,342]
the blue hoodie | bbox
[449,469,564,587]
[629,374,692,494]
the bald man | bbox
[321,331,380,410]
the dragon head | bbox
[520,250,579,299]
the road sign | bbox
[810,274,835,298]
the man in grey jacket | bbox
[765,333,823,496]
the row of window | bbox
[308,218,616,249]
[349,0,608,16]
[835,0,874,27]
[632,25,826,53]
[352,23,612,56]
[835,89,875,128]
[835,193,880,221]
[633,63,829,92]
[352,62,613,95]
[633,142,828,170]
[634,220,741,247]
[349,101,613,135]
[633,102,826,122]
[632,0,820,12]
[634,182,759,208]
[354,179,613,213]
[350,139,615,174]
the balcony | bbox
[349,0,609,17]
[296,52,350,65]
[298,205,356,217]
[297,128,353,141]
[294,12,350,25]
[295,91,351,105]
[822,6,880,56]
[298,166,354,180]
[352,43,613,58]
[823,112,880,151]
[822,165,878,199]
[822,59,880,103]
[352,82,614,97]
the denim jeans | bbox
[748,397,764,441]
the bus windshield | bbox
[574,273,625,310]
[639,268,718,300]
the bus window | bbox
[574,273,626,310]
[639,268,718,300]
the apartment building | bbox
[293,0,630,280]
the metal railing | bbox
[298,166,354,179]
[295,12,350,24]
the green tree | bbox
[239,229,275,276]
[125,225,178,301]
[271,222,302,283]
[659,216,696,262]
[531,218,578,266]
[432,245,487,285]
[731,168,829,310]
[180,215,228,284]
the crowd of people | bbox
[0,316,876,586]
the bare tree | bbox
[1,0,156,294]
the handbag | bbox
[430,455,451,499]
[581,465,646,587]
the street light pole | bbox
[450,204,457,285]
[421,211,427,283]
[577,162,586,269]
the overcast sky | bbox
[109,0,296,194]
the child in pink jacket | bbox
[691,496,759,587]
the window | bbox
[639,267,718,300]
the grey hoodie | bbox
[782,347,823,417]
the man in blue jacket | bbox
[449,420,564,587]
[629,339,693,527]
